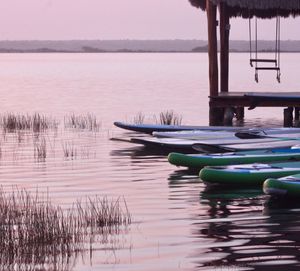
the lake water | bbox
[1,53,300,270]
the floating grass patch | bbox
[0,188,131,269]
[64,113,101,131]
[0,113,58,132]
[158,110,182,125]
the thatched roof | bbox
[188,0,300,18]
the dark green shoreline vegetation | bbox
[0,40,299,53]
[0,188,131,270]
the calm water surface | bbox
[0,53,300,270]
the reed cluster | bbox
[34,138,47,161]
[158,110,182,125]
[0,113,58,132]
[62,141,77,159]
[64,113,101,131]
[0,188,131,269]
[133,112,145,125]
[77,196,131,233]
[132,110,182,125]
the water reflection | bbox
[188,186,300,270]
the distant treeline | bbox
[0,40,299,53]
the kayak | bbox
[264,173,300,197]
[168,148,300,170]
[114,121,250,134]
[199,161,300,187]
[131,137,287,152]
[193,139,300,153]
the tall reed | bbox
[62,141,77,159]
[0,113,58,132]
[0,188,131,269]
[34,137,47,161]
[64,113,101,131]
[133,112,145,125]
[158,110,182,125]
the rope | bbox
[255,17,258,82]
[249,18,252,66]
[277,16,281,83]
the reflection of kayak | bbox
[264,173,300,197]
[201,187,263,201]
[199,161,300,187]
[168,148,300,170]
[113,121,246,134]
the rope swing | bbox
[249,16,281,83]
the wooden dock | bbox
[201,0,300,127]
[209,92,300,126]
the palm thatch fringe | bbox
[188,0,300,18]
[211,0,300,10]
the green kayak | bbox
[264,174,300,197]
[199,161,300,187]
[168,148,300,170]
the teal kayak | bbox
[168,148,300,170]
[199,161,300,187]
[264,173,300,197]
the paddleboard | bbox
[156,127,300,139]
[114,121,249,134]
[168,148,300,169]
[193,139,300,153]
[236,128,300,139]
[152,130,236,139]
[200,161,300,187]
[264,173,300,197]
[131,137,286,152]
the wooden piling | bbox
[235,107,245,121]
[283,107,293,127]
[207,0,219,125]
[219,2,230,94]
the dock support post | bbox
[235,107,244,121]
[294,107,300,126]
[207,0,219,125]
[284,107,293,127]
[295,107,300,120]
[224,107,234,125]
[219,2,229,94]
[209,107,224,126]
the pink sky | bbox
[0,0,299,40]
